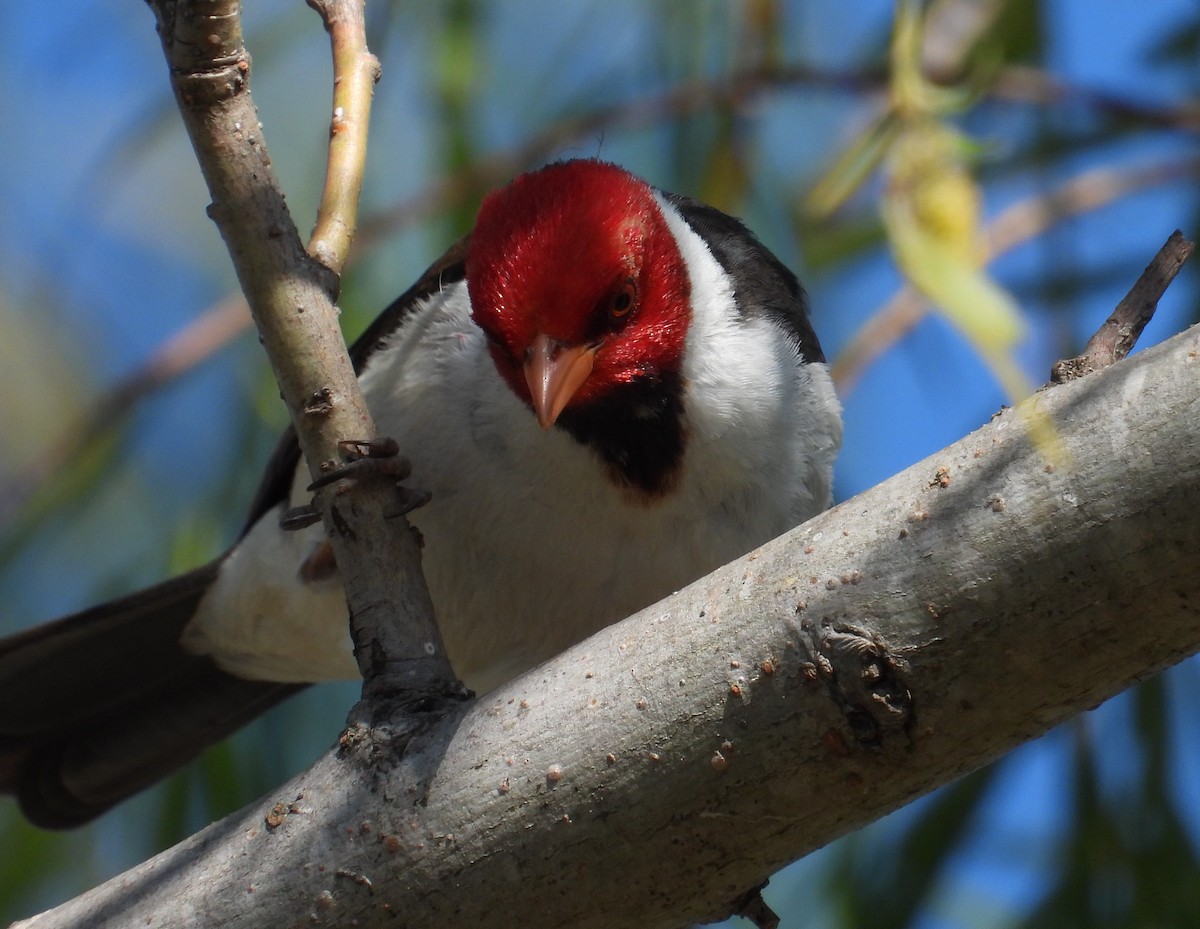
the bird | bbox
[0,159,842,828]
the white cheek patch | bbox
[657,195,798,440]
[655,193,841,522]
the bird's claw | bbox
[280,504,322,531]
[386,486,432,518]
[307,437,411,491]
[340,437,401,461]
[303,436,431,517]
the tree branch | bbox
[15,312,1200,929]
[0,292,251,533]
[306,0,380,276]
[1051,230,1194,382]
[988,65,1200,132]
[145,0,457,701]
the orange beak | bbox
[524,332,597,429]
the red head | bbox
[466,160,691,429]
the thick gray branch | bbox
[14,320,1200,928]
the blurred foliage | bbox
[1,0,1198,926]
[1023,677,1200,928]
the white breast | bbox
[182,207,841,693]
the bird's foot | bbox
[289,438,431,523]
[308,437,410,491]
[387,486,431,519]
[280,504,322,531]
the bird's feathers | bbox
[0,160,841,827]
[183,190,841,692]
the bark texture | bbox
[13,322,1200,929]
[147,0,455,698]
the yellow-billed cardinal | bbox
[0,160,841,826]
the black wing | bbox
[241,234,471,531]
[0,239,474,826]
[661,192,825,366]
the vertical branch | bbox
[145,0,460,709]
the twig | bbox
[2,0,380,532]
[733,885,781,929]
[306,0,381,276]
[989,65,1200,133]
[921,0,1009,75]
[359,61,1200,246]
[353,67,819,250]
[1050,231,1194,383]
[0,294,251,531]
[983,160,1200,256]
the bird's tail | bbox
[0,563,301,828]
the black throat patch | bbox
[556,371,687,501]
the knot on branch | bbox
[171,58,251,107]
[339,686,471,770]
[804,622,914,748]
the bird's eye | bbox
[610,278,637,319]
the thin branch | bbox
[988,65,1200,133]
[735,886,782,929]
[1050,230,1194,383]
[355,63,877,247]
[2,0,379,534]
[0,294,251,532]
[353,67,828,250]
[146,0,456,702]
[306,0,381,276]
[359,63,1200,246]
[983,160,1200,256]
[920,0,1009,75]
[830,156,1200,392]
